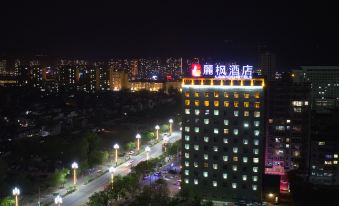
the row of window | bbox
[185,109,261,117]
[185,100,261,108]
[184,135,260,145]
[185,91,260,99]
[184,152,260,162]
[184,119,260,127]
[184,171,259,182]
[184,178,258,191]
[184,127,261,136]
[184,161,260,171]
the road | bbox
[38,131,181,206]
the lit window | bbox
[318,141,325,146]
[185,100,190,106]
[224,129,229,134]
[254,92,260,98]
[305,101,309,105]
[252,176,258,182]
[254,121,260,127]
[195,100,200,106]
[204,162,208,168]
[242,175,247,181]
[223,138,229,144]
[194,145,199,151]
[334,161,338,164]
[223,173,228,179]
[204,136,209,142]
[194,179,198,185]
[244,93,250,98]
[213,181,217,187]
[195,109,200,115]
[184,135,190,141]
[185,92,190,97]
[223,156,229,162]
[244,102,249,108]
[253,167,258,173]
[213,164,218,170]
[253,158,259,163]
[224,92,229,98]
[214,91,219,97]
[214,110,219,115]
[214,101,219,107]
[243,139,248,145]
[214,128,219,134]
[185,109,190,114]
[204,100,209,107]
[252,185,257,191]
[253,149,259,155]
[194,127,200,133]
[334,154,338,158]
[194,162,198,168]
[254,102,260,108]
[184,178,189,184]
[254,111,260,117]
[194,92,199,97]
[234,111,239,117]
[185,161,189,167]
[254,139,259,145]
[213,146,218,152]
[185,144,190,150]
[244,122,249,128]
[232,165,237,171]
[203,172,208,177]
[269,119,273,123]
[234,101,239,107]
[233,147,238,153]
[205,110,210,115]
[244,111,249,116]
[232,183,237,189]
[224,101,230,107]
[224,120,229,125]
[254,130,260,136]
[234,93,239,98]
[185,153,189,158]
[185,127,190,132]
[185,170,189,175]
[233,129,239,135]
[233,156,238,161]
[243,157,248,163]
[204,119,209,124]
[204,154,208,160]
[204,92,209,97]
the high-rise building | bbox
[0,59,7,75]
[258,52,276,81]
[95,63,109,91]
[17,61,46,89]
[182,70,265,202]
[293,66,339,109]
[109,70,129,91]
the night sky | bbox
[1,1,338,68]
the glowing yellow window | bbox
[214,101,219,107]
[204,101,210,107]
[244,93,250,98]
[185,92,190,97]
[254,92,260,98]
[224,129,229,134]
[214,91,219,97]
[224,92,229,98]
[244,111,249,116]
[185,100,190,106]
[195,100,200,106]
[224,101,229,107]
[234,101,239,108]
[234,93,239,98]
[204,162,208,168]
[244,102,249,108]
[205,92,209,97]
[254,102,260,108]
[194,92,200,97]
[233,156,238,162]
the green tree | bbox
[125,142,136,150]
[142,131,155,141]
[167,140,181,156]
[160,124,169,133]
[48,168,69,187]
[89,151,109,166]
[0,196,14,206]
[88,191,109,206]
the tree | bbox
[0,197,14,206]
[89,151,109,167]
[48,168,69,187]
[160,124,169,133]
[88,191,109,206]
[167,140,181,156]
[125,142,136,151]
[142,131,155,141]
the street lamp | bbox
[155,125,160,140]
[169,119,173,135]
[113,143,120,166]
[109,166,116,189]
[12,187,20,206]
[71,162,78,186]
[145,146,151,161]
[163,136,169,152]
[136,133,141,151]
[54,195,62,206]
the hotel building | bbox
[182,75,265,203]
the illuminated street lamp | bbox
[109,166,116,189]
[71,162,78,186]
[145,146,151,161]
[12,187,20,206]
[155,125,160,140]
[113,143,120,165]
[54,195,62,206]
[163,136,169,152]
[169,119,173,135]
[136,133,141,151]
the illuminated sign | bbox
[191,64,202,77]
[193,64,253,79]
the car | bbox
[128,151,135,155]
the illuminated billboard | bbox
[191,64,253,79]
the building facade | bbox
[182,77,265,203]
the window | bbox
[184,170,189,175]
[224,129,229,134]
[194,92,199,97]
[244,111,249,116]
[195,100,200,106]
[232,165,237,171]
[213,181,217,187]
[185,153,189,158]
[204,162,208,168]
[334,154,338,158]
[185,109,190,114]
[254,92,260,98]
[224,119,229,125]
[204,154,208,160]
[244,122,249,128]
[318,141,325,146]
[254,102,260,108]
[184,135,190,141]
[224,101,230,107]
[214,110,219,115]
[224,92,229,98]
[204,136,209,142]
[204,100,209,107]
[214,91,219,97]
[203,172,208,177]
[213,146,218,152]
[213,164,218,170]
[253,167,258,173]
[254,130,260,136]
[254,111,260,117]
[194,162,198,168]
[205,110,210,115]
[214,128,219,134]
[184,178,189,184]
[244,93,250,98]
[253,149,259,155]
[292,101,303,106]
[244,102,249,108]
[253,158,259,163]
[194,179,198,185]
[233,147,238,153]
[233,129,239,135]
[243,139,248,145]
[223,173,228,179]
[234,111,239,117]
[185,92,190,97]
[254,139,259,145]
[214,100,219,107]
[185,144,190,150]
[254,121,260,127]
[204,92,209,97]
[252,176,258,182]
[194,127,200,133]
[194,145,199,151]
[234,92,239,98]
[223,155,229,162]
[223,138,229,144]
[185,161,189,167]
[243,157,248,163]
[185,100,190,106]
[233,156,238,161]
[242,175,247,181]
[204,119,209,124]
[232,183,237,189]
[234,101,239,107]
[252,185,257,191]
[195,109,200,115]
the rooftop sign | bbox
[191,64,253,79]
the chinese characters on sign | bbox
[204,64,253,79]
